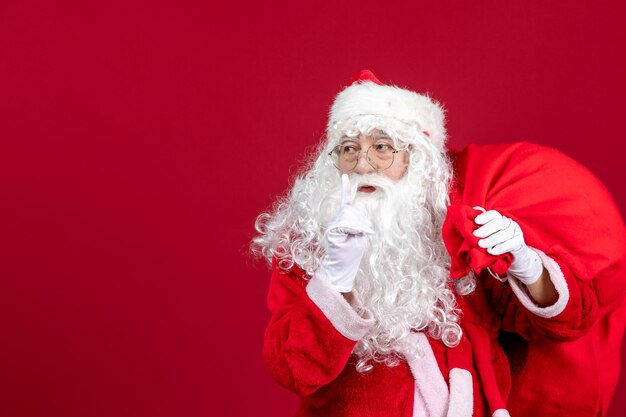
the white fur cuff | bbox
[507,247,570,318]
[306,273,375,341]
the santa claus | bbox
[252,70,626,417]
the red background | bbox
[1,1,625,416]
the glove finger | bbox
[474,209,503,225]
[352,234,369,252]
[334,222,374,235]
[487,237,524,255]
[473,216,511,238]
[326,233,369,259]
[495,222,525,254]
[341,174,351,207]
[331,226,372,235]
[478,226,517,249]
[472,206,487,213]
[329,206,374,234]
[346,205,373,230]
[487,240,517,255]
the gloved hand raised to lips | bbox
[317,174,374,292]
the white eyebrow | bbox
[371,132,392,139]
[339,136,360,143]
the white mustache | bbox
[348,174,396,201]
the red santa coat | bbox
[265,260,491,417]
[263,142,626,416]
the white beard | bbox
[252,134,460,371]
[317,172,458,371]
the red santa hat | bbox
[327,70,447,150]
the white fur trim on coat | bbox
[507,247,570,318]
[400,334,477,417]
[401,332,449,417]
[306,273,375,341]
[447,368,473,417]
[412,382,429,417]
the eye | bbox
[340,143,359,154]
[373,142,394,153]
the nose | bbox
[353,151,375,175]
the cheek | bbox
[384,152,409,181]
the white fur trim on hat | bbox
[327,81,446,149]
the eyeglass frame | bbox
[327,141,402,172]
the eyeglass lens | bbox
[331,143,395,171]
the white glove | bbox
[318,174,374,292]
[472,207,543,285]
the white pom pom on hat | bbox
[327,69,446,149]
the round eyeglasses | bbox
[328,141,400,172]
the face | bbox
[335,130,409,191]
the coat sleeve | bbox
[263,260,375,396]
[485,248,599,342]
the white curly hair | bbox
[252,107,467,371]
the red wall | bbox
[0,1,624,416]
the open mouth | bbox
[358,185,377,193]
